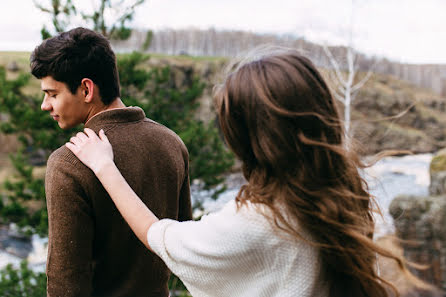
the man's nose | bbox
[41,96,52,111]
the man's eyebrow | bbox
[42,88,57,93]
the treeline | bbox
[112,28,446,96]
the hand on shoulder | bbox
[66,128,114,175]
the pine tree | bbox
[0,261,46,297]
[0,66,79,235]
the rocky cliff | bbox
[389,149,446,295]
[353,73,446,154]
[141,56,446,155]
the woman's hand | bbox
[66,128,114,175]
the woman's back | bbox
[148,199,328,297]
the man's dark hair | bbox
[30,27,120,105]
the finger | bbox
[65,142,79,154]
[70,136,83,146]
[99,129,109,143]
[84,128,98,139]
[76,132,89,142]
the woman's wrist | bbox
[93,159,117,177]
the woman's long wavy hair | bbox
[214,48,429,297]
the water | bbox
[0,229,47,272]
[365,153,432,237]
[192,153,433,238]
[0,153,433,271]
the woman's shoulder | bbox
[205,200,288,240]
[190,200,272,237]
[211,199,271,223]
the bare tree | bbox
[323,46,373,143]
[322,0,373,147]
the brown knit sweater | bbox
[44,107,192,297]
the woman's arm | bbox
[94,161,158,251]
[66,128,159,251]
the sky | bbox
[0,0,445,64]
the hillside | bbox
[353,73,446,154]
[1,51,446,157]
[135,55,446,155]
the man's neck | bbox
[85,98,126,125]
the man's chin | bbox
[57,121,73,130]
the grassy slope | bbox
[0,51,40,95]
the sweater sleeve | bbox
[147,200,263,284]
[177,173,192,221]
[45,154,95,297]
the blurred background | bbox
[0,0,445,296]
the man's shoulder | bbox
[141,117,176,135]
[47,144,84,169]
[139,118,188,151]
[45,145,94,195]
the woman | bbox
[67,48,425,297]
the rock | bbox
[28,148,48,166]
[389,194,446,293]
[0,224,33,259]
[223,171,245,189]
[376,236,444,297]
[429,149,446,195]
[6,61,19,72]
[430,171,446,196]
[388,149,446,294]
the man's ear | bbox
[80,78,95,103]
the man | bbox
[31,27,192,297]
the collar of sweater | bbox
[85,106,145,132]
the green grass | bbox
[0,51,31,67]
[0,51,41,96]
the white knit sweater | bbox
[147,199,327,297]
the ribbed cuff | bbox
[147,219,176,257]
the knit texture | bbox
[148,199,328,297]
[45,107,192,297]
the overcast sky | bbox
[0,0,445,64]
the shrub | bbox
[0,261,46,297]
